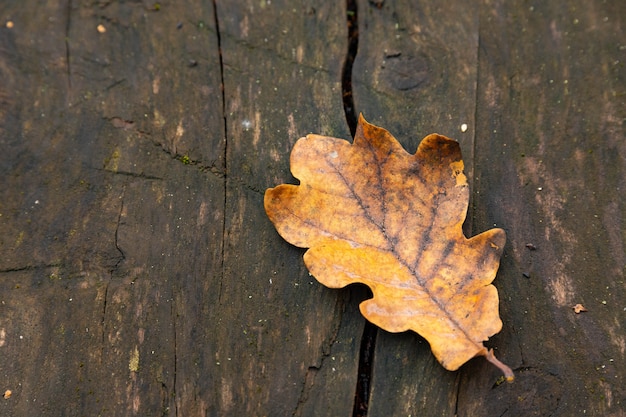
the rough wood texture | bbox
[0,0,624,416]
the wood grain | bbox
[0,0,624,415]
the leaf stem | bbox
[484,348,514,382]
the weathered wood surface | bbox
[0,0,624,416]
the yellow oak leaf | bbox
[264,115,513,380]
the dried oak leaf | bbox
[264,115,513,380]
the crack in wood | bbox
[100,279,109,349]
[99,186,125,359]
[292,294,346,416]
[113,187,127,271]
[211,0,228,305]
[342,1,378,416]
[467,16,482,238]
[64,0,72,90]
[353,321,377,417]
[100,186,126,350]
[171,301,179,417]
[342,0,359,137]
[0,262,63,274]
[454,371,463,415]
[93,168,164,181]
[101,115,267,193]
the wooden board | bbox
[352,1,481,415]
[353,1,625,416]
[213,2,361,416]
[0,0,624,415]
[466,2,625,415]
